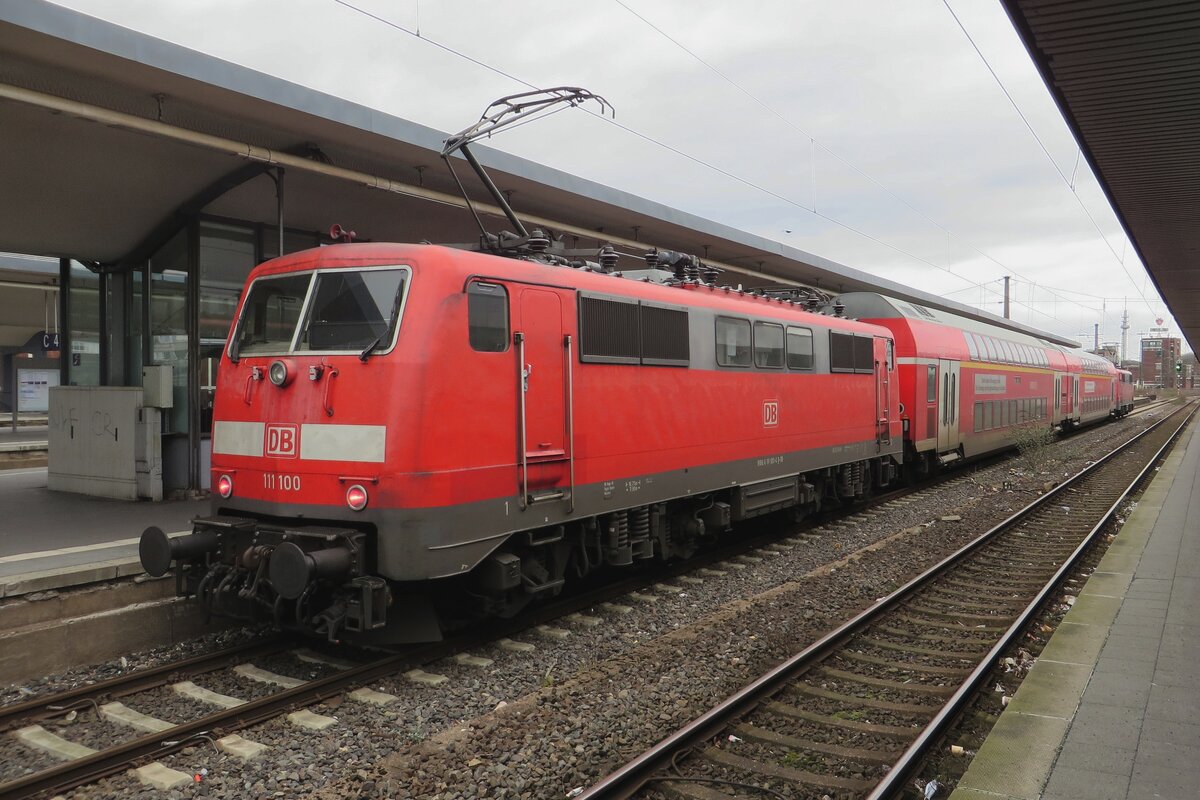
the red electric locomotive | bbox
[138,89,1133,643]
[139,243,906,641]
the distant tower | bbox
[1120,303,1129,362]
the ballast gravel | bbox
[0,412,1162,800]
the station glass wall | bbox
[149,230,190,434]
[65,216,320,490]
[67,262,100,386]
[198,222,257,437]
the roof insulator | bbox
[527,229,550,253]
[598,244,619,272]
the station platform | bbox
[951,418,1200,800]
[0,466,205,598]
[0,424,48,454]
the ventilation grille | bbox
[580,296,640,364]
[830,332,875,374]
[640,304,690,366]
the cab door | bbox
[515,288,571,507]
[936,359,960,453]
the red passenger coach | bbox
[140,243,904,641]
[835,293,1127,475]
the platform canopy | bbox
[1002,0,1200,351]
[0,0,1077,346]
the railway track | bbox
[579,401,1195,800]
[0,405,1169,798]
[0,638,429,798]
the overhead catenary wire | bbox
[939,0,1158,317]
[332,0,1159,339]
[330,0,981,284]
[612,0,1143,326]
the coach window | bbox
[785,326,813,369]
[753,322,785,368]
[467,282,509,352]
[715,317,752,367]
[927,364,937,402]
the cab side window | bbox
[467,282,509,352]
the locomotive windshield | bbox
[231,267,409,359]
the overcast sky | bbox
[50,0,1181,357]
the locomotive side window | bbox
[715,317,751,367]
[231,273,312,357]
[786,327,813,370]
[467,282,509,352]
[753,322,784,368]
[301,269,408,352]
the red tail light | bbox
[346,484,368,511]
[217,474,233,498]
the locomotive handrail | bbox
[516,331,528,510]
[322,366,339,417]
[565,333,576,514]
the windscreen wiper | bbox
[358,332,385,362]
[359,281,407,362]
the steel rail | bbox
[0,512,852,799]
[577,402,1194,799]
[0,406,1166,797]
[0,641,447,800]
[869,402,1196,799]
[0,636,289,732]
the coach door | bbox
[875,338,892,448]
[936,359,961,454]
[515,288,572,509]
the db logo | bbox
[763,400,779,427]
[265,423,299,458]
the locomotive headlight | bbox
[346,484,369,511]
[217,474,233,498]
[268,359,292,387]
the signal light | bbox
[217,474,233,498]
[346,484,368,511]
